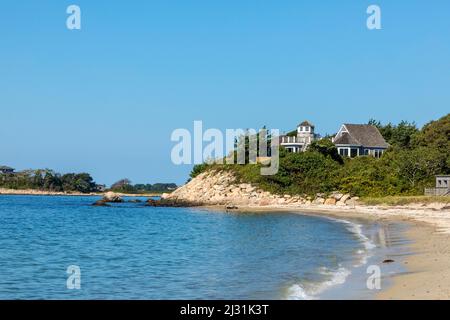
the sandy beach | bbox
[377,222,450,299]
[207,203,450,300]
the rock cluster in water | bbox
[92,192,124,206]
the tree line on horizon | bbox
[0,169,98,193]
[191,113,450,197]
[109,178,177,194]
[0,170,177,194]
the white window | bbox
[373,150,383,158]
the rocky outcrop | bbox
[128,199,142,203]
[92,192,124,206]
[161,170,359,208]
[102,192,124,203]
[92,199,111,207]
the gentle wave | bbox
[286,266,351,300]
[340,219,376,267]
[286,216,377,300]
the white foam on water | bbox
[327,217,377,267]
[286,216,378,300]
[286,266,351,300]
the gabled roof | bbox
[334,124,389,148]
[298,120,314,127]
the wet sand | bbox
[377,221,450,299]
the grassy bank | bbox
[361,195,450,206]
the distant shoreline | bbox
[0,188,161,197]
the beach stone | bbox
[346,198,360,206]
[324,198,337,205]
[92,199,110,207]
[346,196,360,206]
[340,194,351,203]
[103,192,124,203]
[146,199,159,206]
[330,192,344,201]
[128,199,142,203]
[336,200,347,206]
[313,197,325,205]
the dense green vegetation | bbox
[0,171,177,195]
[0,169,98,193]
[191,114,450,197]
[110,179,177,194]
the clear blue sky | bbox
[1,1,449,185]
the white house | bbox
[280,121,320,153]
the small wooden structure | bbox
[425,175,450,196]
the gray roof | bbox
[334,124,389,148]
[298,120,314,127]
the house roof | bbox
[334,124,389,148]
[298,120,314,127]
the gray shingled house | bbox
[332,124,389,158]
[0,166,15,174]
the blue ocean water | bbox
[0,195,378,299]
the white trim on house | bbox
[280,121,318,153]
[332,124,348,143]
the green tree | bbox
[369,119,418,149]
[414,114,450,172]
[391,147,447,190]
[308,138,343,164]
[190,163,210,179]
